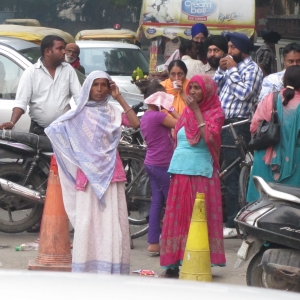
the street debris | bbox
[15,242,39,251]
[132,269,156,276]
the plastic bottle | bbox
[15,242,39,251]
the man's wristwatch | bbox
[168,107,175,113]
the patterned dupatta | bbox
[174,75,225,170]
[45,71,122,209]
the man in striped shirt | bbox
[214,32,263,238]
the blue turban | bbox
[226,32,254,54]
[191,23,209,38]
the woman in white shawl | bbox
[45,71,140,274]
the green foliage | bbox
[78,0,142,26]
[0,0,143,26]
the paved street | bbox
[0,230,247,285]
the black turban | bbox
[262,31,281,44]
[204,35,228,54]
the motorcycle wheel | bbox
[239,165,251,208]
[0,163,44,233]
[120,151,150,239]
[247,250,300,291]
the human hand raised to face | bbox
[175,80,184,94]
[185,95,200,112]
[225,56,237,69]
[219,57,228,71]
[109,80,120,99]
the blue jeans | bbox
[144,164,170,244]
[221,121,250,228]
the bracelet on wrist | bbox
[198,123,206,128]
[168,107,175,113]
[124,107,132,114]
[9,121,15,129]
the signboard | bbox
[138,0,255,39]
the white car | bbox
[0,38,145,132]
[2,270,300,300]
[0,36,40,132]
[76,40,149,94]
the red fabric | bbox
[160,172,226,267]
[174,74,224,169]
[71,58,81,70]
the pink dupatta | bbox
[174,75,225,169]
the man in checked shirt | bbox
[214,32,263,238]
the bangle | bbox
[168,107,175,113]
[198,123,205,128]
[114,93,121,99]
[125,107,132,114]
[9,121,15,129]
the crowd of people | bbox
[0,21,299,277]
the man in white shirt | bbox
[258,42,300,102]
[179,39,203,79]
[0,35,81,134]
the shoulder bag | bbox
[248,91,280,151]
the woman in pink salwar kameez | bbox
[160,74,226,278]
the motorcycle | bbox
[0,102,148,234]
[234,176,300,292]
[0,130,52,233]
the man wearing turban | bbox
[200,35,228,77]
[214,32,263,238]
[164,23,209,69]
[255,31,281,77]
[65,43,85,75]
[190,23,209,64]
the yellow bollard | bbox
[179,192,212,281]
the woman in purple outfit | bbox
[140,81,180,256]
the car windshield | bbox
[18,47,41,64]
[79,47,149,76]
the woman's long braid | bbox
[282,88,295,106]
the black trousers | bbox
[29,120,46,136]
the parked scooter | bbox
[0,130,52,233]
[235,176,300,292]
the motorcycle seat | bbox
[268,182,300,199]
[0,130,53,152]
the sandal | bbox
[148,244,160,257]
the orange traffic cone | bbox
[28,155,72,271]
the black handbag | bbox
[248,91,280,151]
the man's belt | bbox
[29,120,45,136]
